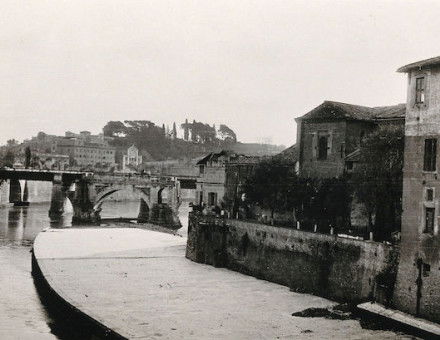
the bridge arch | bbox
[93,185,152,212]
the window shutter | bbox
[312,132,317,158]
[328,131,333,154]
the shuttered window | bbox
[425,207,435,234]
[424,138,437,172]
[416,77,425,104]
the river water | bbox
[0,201,422,339]
[0,200,190,339]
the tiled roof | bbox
[273,144,298,163]
[397,56,440,73]
[197,150,261,165]
[296,101,405,122]
[196,150,230,165]
[372,103,406,120]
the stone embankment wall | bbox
[186,215,398,304]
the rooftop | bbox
[397,56,440,73]
[296,101,405,122]
[197,150,260,165]
[273,144,298,163]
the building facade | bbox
[394,56,440,322]
[196,151,260,212]
[196,151,229,207]
[295,101,405,179]
[55,131,116,168]
[122,145,143,171]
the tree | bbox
[24,147,31,168]
[3,150,15,167]
[37,132,47,140]
[6,139,18,147]
[183,119,189,140]
[352,125,404,241]
[218,124,237,142]
[243,158,298,221]
[172,122,177,139]
[311,178,351,231]
[103,121,127,137]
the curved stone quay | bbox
[32,228,416,339]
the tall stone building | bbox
[295,101,405,178]
[394,56,440,322]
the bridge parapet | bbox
[0,168,182,228]
[91,174,175,187]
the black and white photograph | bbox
[1,1,440,339]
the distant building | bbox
[295,101,405,179]
[55,132,115,168]
[26,132,59,154]
[196,151,260,212]
[122,145,143,172]
[393,56,440,323]
[36,153,70,170]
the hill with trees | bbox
[103,119,283,161]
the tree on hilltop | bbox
[103,121,127,137]
[218,124,237,142]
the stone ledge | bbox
[358,302,440,337]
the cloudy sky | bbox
[1,0,440,147]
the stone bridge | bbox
[0,169,191,228]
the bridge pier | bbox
[71,180,97,224]
[48,182,67,220]
[9,179,22,205]
[48,174,74,220]
[137,198,150,223]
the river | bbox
[0,201,422,339]
[0,200,189,339]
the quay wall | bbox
[186,215,397,303]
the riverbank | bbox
[32,226,417,339]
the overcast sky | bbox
[1,0,440,147]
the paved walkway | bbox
[33,228,414,339]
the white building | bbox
[122,145,143,171]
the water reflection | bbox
[0,204,61,339]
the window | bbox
[199,165,205,174]
[426,188,434,201]
[424,207,435,234]
[424,139,437,171]
[416,77,425,104]
[318,135,328,160]
[208,192,217,206]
